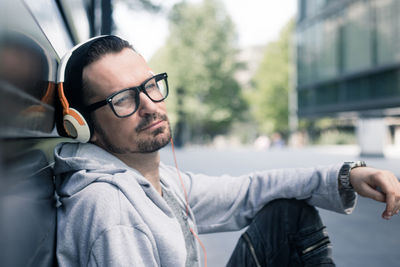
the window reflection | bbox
[296,0,400,116]
[342,1,372,73]
[375,0,400,65]
[0,32,56,136]
[24,0,73,57]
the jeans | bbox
[226,199,335,267]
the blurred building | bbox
[295,0,400,155]
[235,45,265,89]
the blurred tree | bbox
[149,0,247,145]
[246,19,295,137]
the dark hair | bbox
[59,35,135,136]
[82,36,135,101]
[63,35,134,117]
[85,36,134,68]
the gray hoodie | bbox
[54,142,356,267]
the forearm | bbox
[186,163,356,233]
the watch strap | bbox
[339,161,367,190]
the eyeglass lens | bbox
[111,76,167,117]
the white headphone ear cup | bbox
[63,108,91,143]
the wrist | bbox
[338,161,367,190]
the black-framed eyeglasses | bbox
[85,72,169,118]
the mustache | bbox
[135,113,168,132]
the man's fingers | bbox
[356,183,385,202]
[382,193,400,220]
[350,167,400,219]
[379,180,400,220]
[382,193,395,220]
[378,175,400,219]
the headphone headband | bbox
[56,35,110,143]
[57,35,107,83]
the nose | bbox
[137,92,158,116]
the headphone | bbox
[56,36,107,143]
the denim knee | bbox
[227,199,335,267]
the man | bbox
[54,35,400,267]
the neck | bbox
[113,151,162,195]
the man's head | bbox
[58,35,171,154]
[65,35,133,107]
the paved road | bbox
[160,145,400,267]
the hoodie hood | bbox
[54,142,142,197]
[54,142,202,267]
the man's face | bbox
[83,48,171,154]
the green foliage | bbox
[315,130,356,145]
[150,0,246,143]
[299,117,356,145]
[246,19,295,136]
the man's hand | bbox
[350,167,400,220]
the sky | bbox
[114,0,297,60]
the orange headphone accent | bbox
[57,82,91,142]
[20,82,55,114]
[42,81,55,105]
[56,36,107,142]
[57,82,85,125]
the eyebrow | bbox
[129,73,154,89]
[109,72,156,96]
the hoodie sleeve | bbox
[88,225,159,267]
[183,163,356,234]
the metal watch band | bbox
[339,161,367,190]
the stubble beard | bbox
[93,113,172,154]
[135,121,172,153]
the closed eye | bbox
[145,82,158,92]
[112,91,135,107]
[113,96,129,106]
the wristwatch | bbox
[339,161,367,190]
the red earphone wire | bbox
[170,137,207,267]
[190,228,208,267]
[170,137,189,215]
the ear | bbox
[90,129,98,143]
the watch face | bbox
[340,164,350,174]
[341,177,350,186]
[339,163,353,190]
[339,161,366,190]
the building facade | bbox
[296,0,400,118]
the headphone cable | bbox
[170,137,208,267]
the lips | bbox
[140,120,164,131]
[136,113,168,132]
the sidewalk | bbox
[160,144,400,267]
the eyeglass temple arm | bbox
[85,99,109,113]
